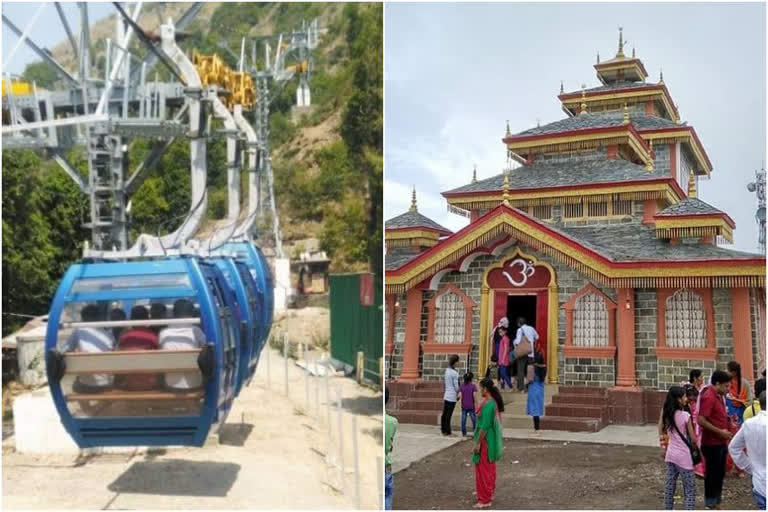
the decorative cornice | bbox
[385,204,764,294]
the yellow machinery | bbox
[192,51,256,111]
[1,80,33,98]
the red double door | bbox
[487,260,550,362]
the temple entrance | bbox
[479,250,558,382]
[507,294,537,333]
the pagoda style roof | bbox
[560,224,750,262]
[385,210,452,235]
[444,158,659,195]
[515,112,681,137]
[564,81,653,96]
[653,197,735,243]
[558,82,679,121]
[656,198,731,219]
[385,249,422,270]
[385,203,765,294]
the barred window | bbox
[611,199,632,216]
[434,291,466,344]
[532,205,552,220]
[573,292,609,347]
[564,202,584,218]
[587,201,608,217]
[665,289,706,348]
[385,305,390,342]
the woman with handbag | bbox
[662,385,700,510]
[472,377,504,509]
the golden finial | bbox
[505,120,511,136]
[622,103,630,124]
[472,165,477,184]
[409,187,418,212]
[580,84,587,116]
[596,51,600,64]
[560,80,564,94]
[659,68,664,84]
[688,172,697,198]
[617,27,625,58]
[645,159,654,172]
[502,170,511,206]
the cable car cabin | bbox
[210,257,254,396]
[217,242,274,381]
[44,258,241,448]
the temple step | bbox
[539,415,605,432]
[409,389,445,399]
[545,403,607,419]
[389,409,439,426]
[399,397,444,411]
[557,386,607,396]
[550,393,607,406]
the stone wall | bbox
[658,359,717,390]
[713,288,735,367]
[562,357,615,387]
[634,289,658,388]
[386,292,408,379]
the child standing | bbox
[497,327,513,389]
[526,352,546,435]
[460,372,478,437]
[662,385,698,510]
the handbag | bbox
[515,335,532,360]
[671,418,702,465]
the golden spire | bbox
[472,164,477,184]
[622,103,630,124]
[616,27,625,58]
[409,187,418,212]
[580,84,588,116]
[560,80,564,94]
[505,119,511,136]
[502,170,511,206]
[659,68,664,84]
[688,172,697,198]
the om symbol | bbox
[502,259,536,287]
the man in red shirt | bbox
[116,305,161,391]
[697,370,733,509]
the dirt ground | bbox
[2,345,382,510]
[393,438,755,510]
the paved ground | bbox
[2,344,382,510]
[393,437,755,510]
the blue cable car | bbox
[217,242,274,379]
[44,258,240,447]
[211,257,255,396]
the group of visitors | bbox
[489,316,538,392]
[659,364,766,510]
[68,299,206,393]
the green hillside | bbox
[1,2,382,335]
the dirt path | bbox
[393,438,754,510]
[2,346,381,510]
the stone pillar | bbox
[731,288,755,381]
[615,288,638,388]
[399,287,423,382]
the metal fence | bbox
[329,273,382,385]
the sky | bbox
[2,2,114,75]
[385,2,767,253]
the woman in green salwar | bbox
[472,377,504,508]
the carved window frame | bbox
[657,288,716,360]
[563,283,617,358]
[424,283,475,354]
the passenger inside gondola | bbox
[109,306,127,340]
[159,299,206,390]
[116,305,161,391]
[68,304,116,393]
[150,302,167,334]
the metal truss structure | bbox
[2,2,322,262]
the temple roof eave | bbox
[384,203,764,294]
